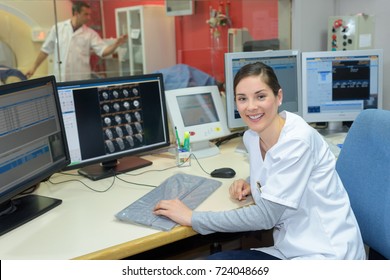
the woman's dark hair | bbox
[233,62,281,97]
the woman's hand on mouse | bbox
[229,179,251,201]
[153,198,192,226]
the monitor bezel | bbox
[224,50,302,130]
[301,49,384,123]
[164,85,231,145]
[0,75,70,206]
[56,73,170,171]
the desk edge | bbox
[73,226,197,260]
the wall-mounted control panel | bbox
[328,15,374,51]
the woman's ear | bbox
[277,89,283,106]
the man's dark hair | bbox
[72,1,90,15]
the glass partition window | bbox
[0,0,290,83]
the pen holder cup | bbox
[176,148,191,167]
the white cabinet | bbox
[115,5,176,76]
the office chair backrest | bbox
[336,109,390,259]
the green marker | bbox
[174,126,181,148]
[183,131,190,151]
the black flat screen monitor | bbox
[56,73,170,180]
[0,76,70,236]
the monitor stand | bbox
[316,121,349,137]
[0,194,62,236]
[327,121,344,132]
[78,156,153,181]
[190,141,220,158]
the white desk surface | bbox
[0,137,251,260]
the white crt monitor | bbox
[224,50,302,129]
[301,49,383,129]
[165,85,231,158]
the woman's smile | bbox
[247,113,264,121]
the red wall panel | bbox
[101,0,278,84]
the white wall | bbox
[292,0,389,110]
[291,0,336,52]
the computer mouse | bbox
[210,167,236,178]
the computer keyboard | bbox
[115,173,222,231]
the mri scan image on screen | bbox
[56,74,170,180]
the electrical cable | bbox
[47,151,215,192]
[214,131,245,147]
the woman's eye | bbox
[257,95,266,100]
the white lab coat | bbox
[246,111,366,259]
[41,19,107,82]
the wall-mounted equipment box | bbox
[328,14,375,51]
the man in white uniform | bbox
[26,1,127,82]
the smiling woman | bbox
[234,62,283,149]
[153,61,366,260]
